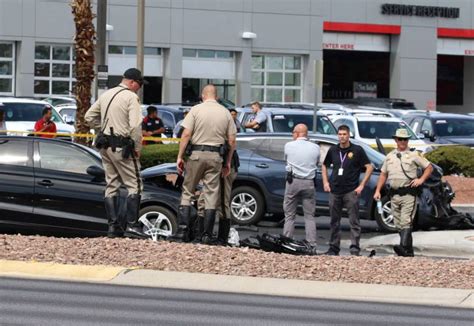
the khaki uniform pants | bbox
[101,148,142,198]
[198,167,237,219]
[391,194,417,230]
[181,151,223,209]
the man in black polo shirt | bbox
[142,106,165,145]
[322,125,373,256]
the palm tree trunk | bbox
[71,0,96,145]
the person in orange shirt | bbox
[34,105,57,138]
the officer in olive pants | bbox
[374,128,433,257]
[172,85,237,244]
[85,68,147,239]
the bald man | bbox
[283,124,320,254]
[171,84,237,244]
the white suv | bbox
[331,115,431,153]
[0,97,75,140]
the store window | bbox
[182,78,235,105]
[108,45,161,56]
[251,54,302,103]
[0,42,15,95]
[183,48,233,59]
[34,44,75,96]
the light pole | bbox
[95,0,107,99]
[312,59,324,134]
[137,0,145,102]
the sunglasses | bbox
[396,138,409,142]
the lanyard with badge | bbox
[338,151,347,176]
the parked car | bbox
[147,133,466,233]
[339,98,418,110]
[142,105,187,138]
[237,107,337,135]
[403,112,474,147]
[330,115,431,153]
[43,96,76,107]
[56,104,76,125]
[0,136,179,237]
[0,98,74,140]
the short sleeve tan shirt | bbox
[181,100,236,146]
[381,149,431,188]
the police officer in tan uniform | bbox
[195,115,240,246]
[172,85,237,244]
[374,128,433,257]
[85,68,147,239]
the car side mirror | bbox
[87,165,105,179]
[421,129,432,139]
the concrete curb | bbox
[361,230,474,259]
[111,269,474,309]
[0,260,126,281]
[0,260,472,309]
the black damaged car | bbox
[0,136,180,237]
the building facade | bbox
[1,0,474,113]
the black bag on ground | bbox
[257,233,313,255]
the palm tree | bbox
[71,0,95,145]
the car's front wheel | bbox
[230,186,265,225]
[374,196,398,233]
[139,205,177,239]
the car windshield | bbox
[433,118,474,137]
[357,121,416,139]
[3,103,64,123]
[271,114,336,134]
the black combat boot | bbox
[393,228,414,257]
[123,194,148,239]
[191,216,204,243]
[217,218,231,246]
[404,228,415,257]
[105,196,123,238]
[201,209,217,245]
[168,206,192,242]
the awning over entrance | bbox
[323,32,390,52]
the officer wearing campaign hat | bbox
[374,128,433,257]
[85,68,148,239]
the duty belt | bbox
[191,145,221,153]
[389,186,420,197]
[292,174,313,180]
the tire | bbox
[230,186,265,225]
[374,196,398,233]
[139,205,177,238]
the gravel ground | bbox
[1,234,473,290]
[444,176,474,205]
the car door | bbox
[33,140,107,232]
[0,138,35,225]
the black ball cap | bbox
[123,68,148,85]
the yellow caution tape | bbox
[0,130,181,142]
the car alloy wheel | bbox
[232,193,257,222]
[230,186,265,225]
[375,196,398,233]
[138,206,177,240]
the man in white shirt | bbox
[283,123,320,254]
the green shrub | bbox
[425,145,474,177]
[140,143,179,170]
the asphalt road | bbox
[237,215,383,256]
[0,277,472,326]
